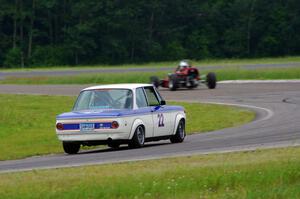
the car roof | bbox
[82,83,153,91]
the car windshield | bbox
[73,89,133,111]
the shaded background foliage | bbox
[0,0,299,67]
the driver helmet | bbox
[179,60,190,69]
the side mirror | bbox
[160,100,166,105]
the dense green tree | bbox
[0,0,299,67]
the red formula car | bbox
[150,60,217,91]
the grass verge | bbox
[0,94,254,160]
[2,67,300,85]
[1,56,300,71]
[0,147,299,198]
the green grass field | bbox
[1,56,300,71]
[0,56,297,198]
[0,146,299,198]
[2,67,300,85]
[0,94,254,160]
[1,56,300,84]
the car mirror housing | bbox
[160,100,166,105]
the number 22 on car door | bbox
[154,112,172,136]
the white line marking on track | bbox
[201,101,274,122]
[219,80,300,84]
[170,99,274,123]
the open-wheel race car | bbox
[150,60,217,91]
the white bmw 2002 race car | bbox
[56,84,186,154]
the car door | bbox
[135,87,154,138]
[143,86,173,137]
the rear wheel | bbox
[170,119,185,143]
[206,72,217,89]
[129,125,145,148]
[169,75,178,91]
[150,76,160,88]
[63,142,80,154]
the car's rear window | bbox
[73,89,133,111]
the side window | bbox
[136,88,148,108]
[144,87,160,106]
[153,87,164,102]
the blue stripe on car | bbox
[63,122,112,130]
[63,123,80,130]
[57,106,184,120]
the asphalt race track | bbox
[0,82,300,173]
[1,62,300,80]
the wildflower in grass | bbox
[144,192,151,197]
[152,180,157,187]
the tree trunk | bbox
[48,10,53,45]
[19,0,24,67]
[13,0,18,48]
[19,0,23,46]
[63,0,67,40]
[130,44,135,61]
[54,14,59,44]
[75,52,79,65]
[20,50,24,68]
[28,0,35,59]
[247,0,256,56]
[149,11,154,41]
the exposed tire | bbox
[150,76,160,88]
[129,125,145,148]
[168,75,178,91]
[206,72,217,89]
[170,119,185,143]
[63,142,80,154]
[186,76,195,89]
[108,142,120,149]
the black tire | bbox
[63,142,80,154]
[150,76,160,88]
[108,142,120,149]
[206,72,217,89]
[129,125,145,148]
[168,75,178,91]
[170,119,185,143]
[186,76,195,89]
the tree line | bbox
[0,0,299,68]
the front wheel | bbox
[170,119,185,143]
[169,75,178,91]
[206,72,217,89]
[129,125,145,148]
[63,142,80,154]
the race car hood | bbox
[56,109,132,120]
